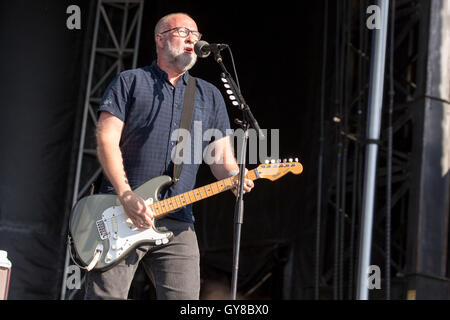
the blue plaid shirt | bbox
[98,61,230,223]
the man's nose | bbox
[185,34,196,44]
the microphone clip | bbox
[194,41,228,59]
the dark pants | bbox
[84,218,200,300]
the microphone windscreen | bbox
[194,40,210,58]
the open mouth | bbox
[184,47,193,53]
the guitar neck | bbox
[149,169,259,218]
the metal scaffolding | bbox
[61,0,144,300]
[314,0,449,299]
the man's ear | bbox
[155,34,164,50]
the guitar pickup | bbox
[96,219,109,240]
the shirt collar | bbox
[151,61,189,86]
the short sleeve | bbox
[97,74,130,121]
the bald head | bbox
[154,13,196,42]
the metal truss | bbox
[61,0,144,300]
[316,0,424,299]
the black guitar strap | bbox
[172,74,197,184]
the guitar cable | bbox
[67,234,102,271]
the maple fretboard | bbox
[149,169,259,218]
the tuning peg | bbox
[265,160,270,164]
[277,159,281,163]
[295,158,299,162]
[271,159,275,164]
[289,158,293,162]
[283,158,287,163]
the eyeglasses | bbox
[160,27,202,41]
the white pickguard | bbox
[99,199,172,264]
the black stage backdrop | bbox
[0,0,94,299]
[0,0,324,299]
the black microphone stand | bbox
[211,49,264,300]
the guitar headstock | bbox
[256,158,303,181]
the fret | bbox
[169,197,176,209]
[180,194,187,206]
[174,195,182,208]
[215,181,222,192]
[210,183,217,194]
[205,185,212,196]
[160,200,167,212]
[223,178,233,188]
[195,189,203,200]
[154,207,162,218]
[165,200,171,211]
[152,202,158,214]
[175,195,181,207]
[183,193,189,204]
[159,200,167,213]
[191,190,198,201]
[179,195,185,207]
[167,198,175,211]
[171,197,178,209]
[155,201,164,214]
[149,204,158,215]
[187,191,194,203]
[183,192,190,204]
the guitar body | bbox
[69,175,174,271]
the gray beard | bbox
[163,41,197,72]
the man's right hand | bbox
[119,191,154,231]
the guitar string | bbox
[100,168,263,224]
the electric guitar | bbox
[69,159,303,271]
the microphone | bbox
[194,40,228,58]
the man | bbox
[84,12,254,300]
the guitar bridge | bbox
[96,219,109,240]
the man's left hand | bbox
[231,169,254,197]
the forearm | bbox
[208,135,239,180]
[97,142,131,197]
[210,160,239,180]
[97,137,153,229]
[209,149,240,180]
